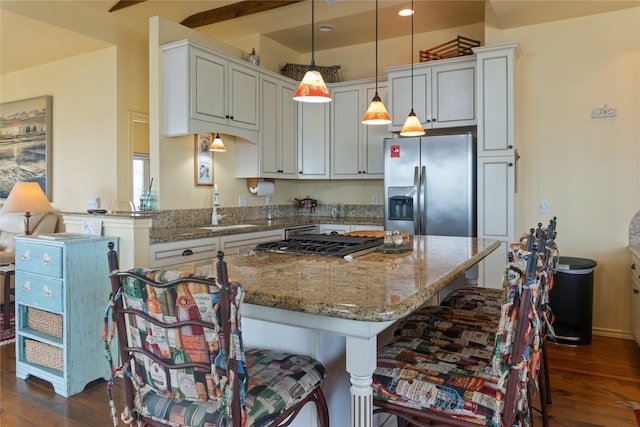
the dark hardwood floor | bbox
[1,336,640,426]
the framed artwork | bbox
[195,133,213,186]
[0,95,52,199]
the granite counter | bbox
[167,235,501,322]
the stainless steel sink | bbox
[199,224,257,231]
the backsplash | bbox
[150,204,384,229]
[630,210,640,245]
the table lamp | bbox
[1,182,53,235]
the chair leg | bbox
[315,387,330,427]
[542,339,552,405]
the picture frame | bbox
[195,133,214,186]
[0,95,53,199]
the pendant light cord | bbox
[410,0,414,110]
[375,0,379,93]
[310,0,316,68]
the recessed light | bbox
[398,9,414,17]
[319,24,333,32]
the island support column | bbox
[346,335,377,427]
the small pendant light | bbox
[208,133,226,152]
[293,0,331,103]
[362,0,391,125]
[400,0,425,137]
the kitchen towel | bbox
[250,181,275,196]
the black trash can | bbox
[550,256,597,345]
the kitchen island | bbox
[169,234,500,427]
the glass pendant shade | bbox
[400,110,425,136]
[362,93,391,124]
[293,0,331,103]
[293,69,331,103]
[208,134,226,152]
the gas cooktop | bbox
[253,234,384,257]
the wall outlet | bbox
[239,195,247,206]
[372,194,379,205]
[539,199,550,214]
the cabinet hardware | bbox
[508,162,514,167]
[508,145,513,149]
[182,249,194,256]
[632,262,636,270]
[635,288,639,295]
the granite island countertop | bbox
[165,235,500,322]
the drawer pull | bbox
[182,249,194,256]
[43,286,54,298]
[632,263,636,270]
[635,288,639,295]
[42,253,52,265]
[21,250,30,261]
[21,281,31,292]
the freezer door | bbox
[421,134,476,236]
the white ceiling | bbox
[1,0,638,75]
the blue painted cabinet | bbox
[14,235,118,397]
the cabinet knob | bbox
[432,118,437,122]
[508,162,514,167]
[635,288,639,295]
[426,119,431,123]
[632,262,636,270]
[508,145,513,149]
[225,115,230,119]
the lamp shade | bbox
[1,182,52,213]
[400,110,426,137]
[362,94,392,125]
[293,69,332,103]
[208,134,226,152]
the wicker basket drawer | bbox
[28,307,63,338]
[25,339,63,372]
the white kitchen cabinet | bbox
[259,75,297,178]
[477,156,516,288]
[474,43,520,157]
[298,102,330,179]
[474,43,520,288]
[219,229,285,254]
[149,236,220,268]
[162,39,259,141]
[330,80,390,179]
[350,224,384,232]
[387,57,476,132]
[629,250,640,346]
[14,235,117,397]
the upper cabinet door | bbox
[388,68,429,130]
[228,62,259,130]
[475,44,520,156]
[331,86,362,178]
[431,62,476,128]
[298,102,330,179]
[192,50,227,125]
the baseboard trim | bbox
[592,327,635,341]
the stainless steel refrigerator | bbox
[383,133,476,236]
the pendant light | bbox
[293,0,331,103]
[399,0,425,137]
[362,0,391,125]
[208,133,226,152]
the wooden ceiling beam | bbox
[181,0,303,29]
[109,1,147,13]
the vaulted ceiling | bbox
[1,0,638,75]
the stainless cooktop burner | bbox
[254,234,383,257]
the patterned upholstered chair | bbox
[372,225,554,427]
[105,244,329,427]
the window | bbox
[133,154,150,210]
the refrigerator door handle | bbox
[413,166,420,235]
[420,165,426,235]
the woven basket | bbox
[419,35,481,62]
[28,307,63,338]
[25,339,64,371]
[280,63,341,83]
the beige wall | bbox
[486,7,640,337]
[2,48,119,211]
